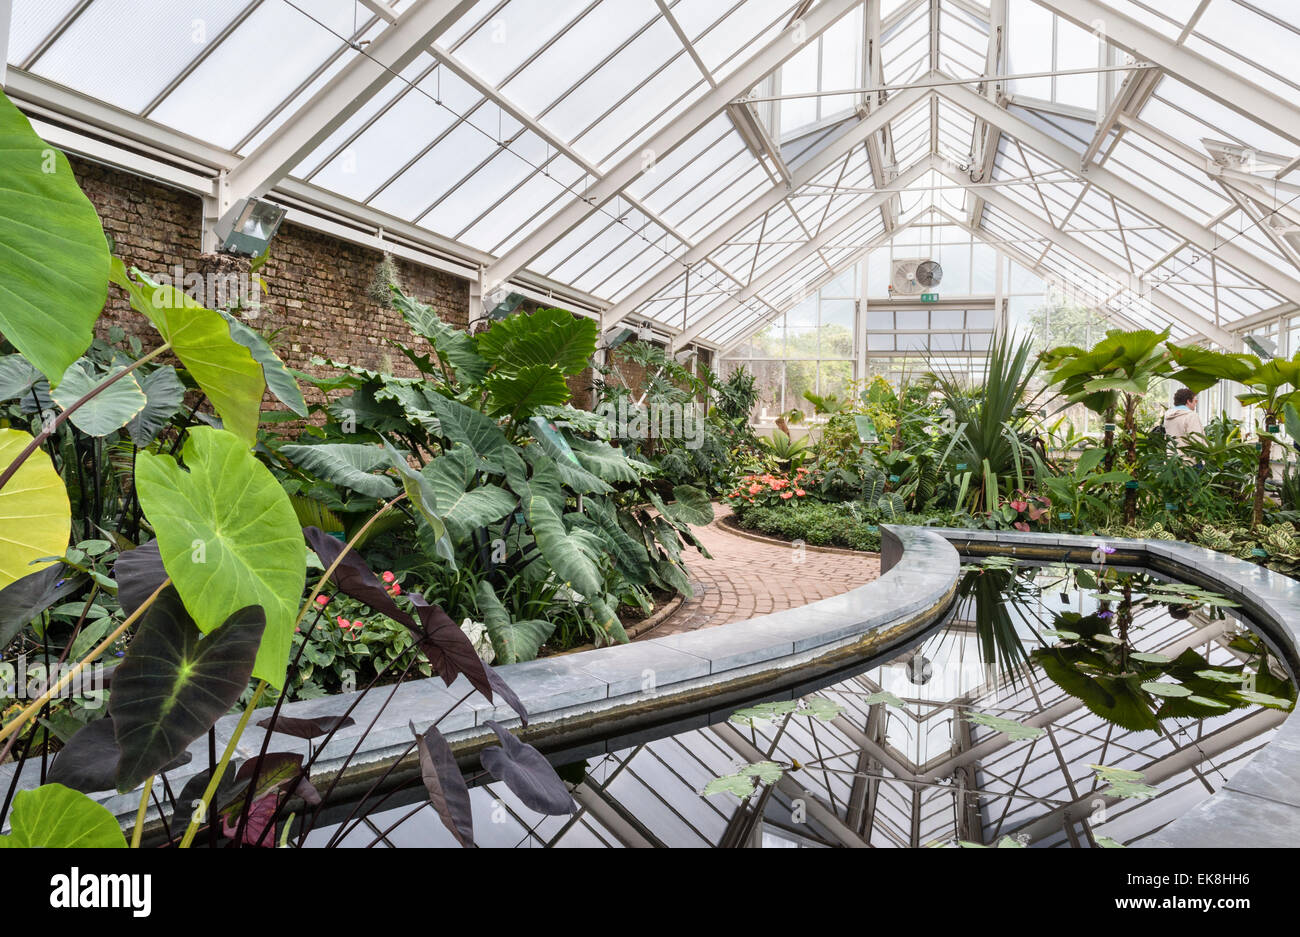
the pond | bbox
[308,558,1296,848]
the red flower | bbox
[389,583,401,596]
[795,489,806,497]
[315,595,329,607]
[382,571,396,584]
[781,491,794,500]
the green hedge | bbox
[732,501,970,552]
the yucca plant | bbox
[929,329,1042,513]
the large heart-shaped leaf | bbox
[412,722,474,847]
[514,473,602,599]
[478,720,577,816]
[476,307,598,377]
[668,485,714,526]
[485,364,571,421]
[280,443,399,499]
[567,434,642,484]
[0,92,108,387]
[423,445,516,542]
[380,439,455,567]
[0,354,52,410]
[110,586,265,792]
[426,393,508,465]
[0,563,80,647]
[0,428,71,591]
[0,783,125,848]
[475,579,554,665]
[48,718,192,793]
[50,359,147,437]
[135,426,305,687]
[112,539,167,617]
[110,260,264,443]
[128,365,186,447]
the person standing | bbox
[1163,387,1205,447]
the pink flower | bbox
[781,491,794,500]
[315,595,329,607]
[389,583,401,596]
[382,571,396,584]
[795,489,806,497]
[337,616,349,629]
[748,483,763,495]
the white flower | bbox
[460,618,495,665]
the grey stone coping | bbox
[924,526,1300,849]
[2,525,960,832]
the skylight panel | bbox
[148,0,362,149]
[447,0,592,87]
[27,0,250,114]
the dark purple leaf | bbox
[407,592,493,702]
[112,540,167,617]
[256,713,356,740]
[478,720,577,816]
[110,587,265,792]
[486,666,529,727]
[48,718,191,794]
[0,564,83,647]
[411,721,474,847]
[302,527,413,627]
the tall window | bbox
[723,271,858,420]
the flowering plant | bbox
[724,467,817,509]
[992,490,1052,532]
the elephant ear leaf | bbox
[109,260,265,444]
[478,720,578,816]
[110,586,265,793]
[476,307,598,377]
[51,360,147,437]
[0,784,125,849]
[412,722,474,847]
[0,91,108,387]
[0,428,71,592]
[135,426,305,688]
[280,443,400,500]
[475,579,554,665]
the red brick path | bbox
[641,505,882,638]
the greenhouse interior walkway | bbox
[642,506,881,638]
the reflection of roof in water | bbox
[312,564,1292,848]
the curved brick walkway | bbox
[642,505,882,638]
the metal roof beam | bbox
[673,160,930,349]
[222,0,476,208]
[937,82,1300,306]
[481,0,866,293]
[934,159,1235,346]
[604,83,930,333]
[1031,0,1300,147]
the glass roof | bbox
[8,0,1300,348]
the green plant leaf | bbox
[0,428,71,591]
[423,445,516,542]
[514,472,602,599]
[380,439,455,568]
[110,260,264,443]
[221,311,307,416]
[50,359,147,437]
[484,364,571,420]
[475,579,554,664]
[0,92,108,386]
[111,587,265,792]
[0,783,125,848]
[668,485,714,526]
[797,697,844,721]
[1141,681,1193,698]
[391,290,487,386]
[280,443,400,499]
[966,710,1046,740]
[426,392,509,466]
[128,365,186,447]
[134,426,305,688]
[476,307,598,377]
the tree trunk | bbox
[1102,404,1117,472]
[1122,395,1139,525]
[1254,424,1273,529]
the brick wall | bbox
[68,157,622,416]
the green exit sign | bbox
[921,293,940,303]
